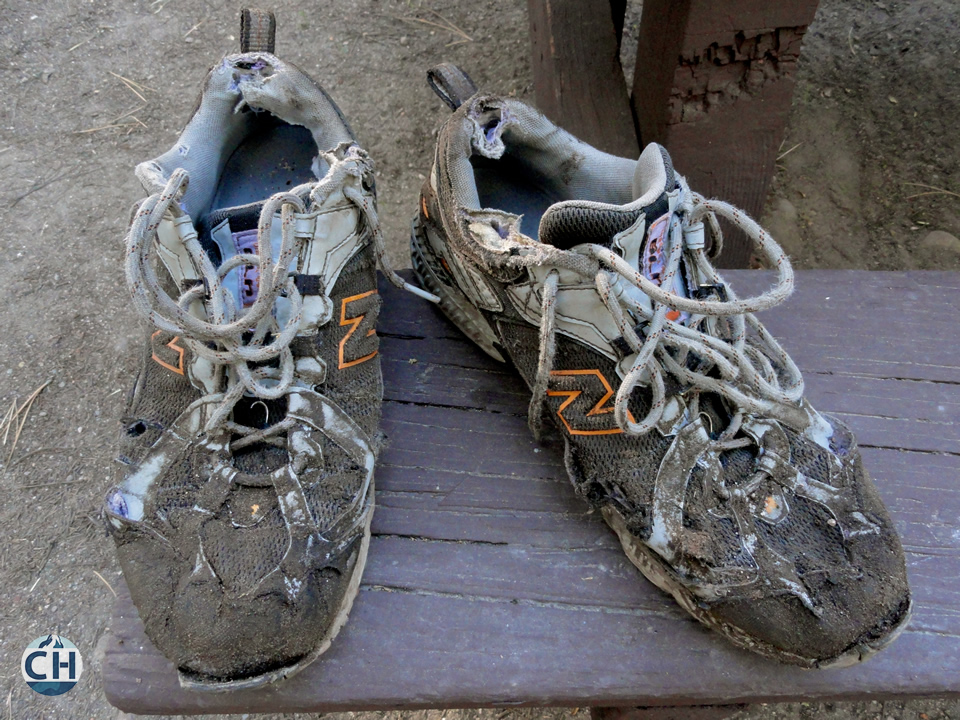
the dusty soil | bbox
[761,0,960,270]
[0,0,956,718]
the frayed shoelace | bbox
[125,146,437,449]
[524,178,804,445]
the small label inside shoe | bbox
[233,228,261,307]
[643,213,689,323]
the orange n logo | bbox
[546,369,636,436]
[151,330,185,376]
[339,290,380,369]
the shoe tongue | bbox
[633,143,675,206]
[197,200,280,310]
[196,200,266,266]
[204,201,264,239]
[199,180,317,258]
[618,144,689,322]
[537,143,690,322]
[537,143,674,250]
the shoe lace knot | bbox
[125,146,437,450]
[527,177,804,443]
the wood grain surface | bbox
[632,0,821,267]
[103,271,960,714]
[527,0,640,159]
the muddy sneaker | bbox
[102,11,432,691]
[411,64,911,667]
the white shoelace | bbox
[125,147,436,449]
[525,178,804,443]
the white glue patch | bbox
[117,451,168,521]
[804,408,835,451]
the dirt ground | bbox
[762,0,960,271]
[0,0,957,718]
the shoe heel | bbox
[410,214,505,362]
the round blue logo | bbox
[20,635,83,696]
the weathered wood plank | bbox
[806,374,960,425]
[378,345,960,456]
[373,449,960,558]
[380,406,564,477]
[381,354,529,414]
[380,334,504,372]
[103,572,960,714]
[103,271,960,713]
[527,0,639,158]
[369,503,609,550]
[712,271,960,383]
[363,537,663,612]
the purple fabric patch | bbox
[830,425,851,457]
[107,490,128,518]
[643,213,689,324]
[233,229,260,307]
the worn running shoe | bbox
[102,11,431,690]
[411,64,911,667]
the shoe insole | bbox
[471,154,560,242]
[212,113,318,211]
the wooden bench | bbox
[103,270,960,716]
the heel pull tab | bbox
[426,63,478,111]
[239,8,277,53]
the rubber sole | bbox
[412,209,913,668]
[601,503,913,668]
[410,215,505,363]
[178,482,375,692]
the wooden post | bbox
[610,0,627,51]
[528,0,640,159]
[632,0,821,267]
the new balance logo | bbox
[339,290,379,369]
[151,330,185,376]
[547,369,635,435]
